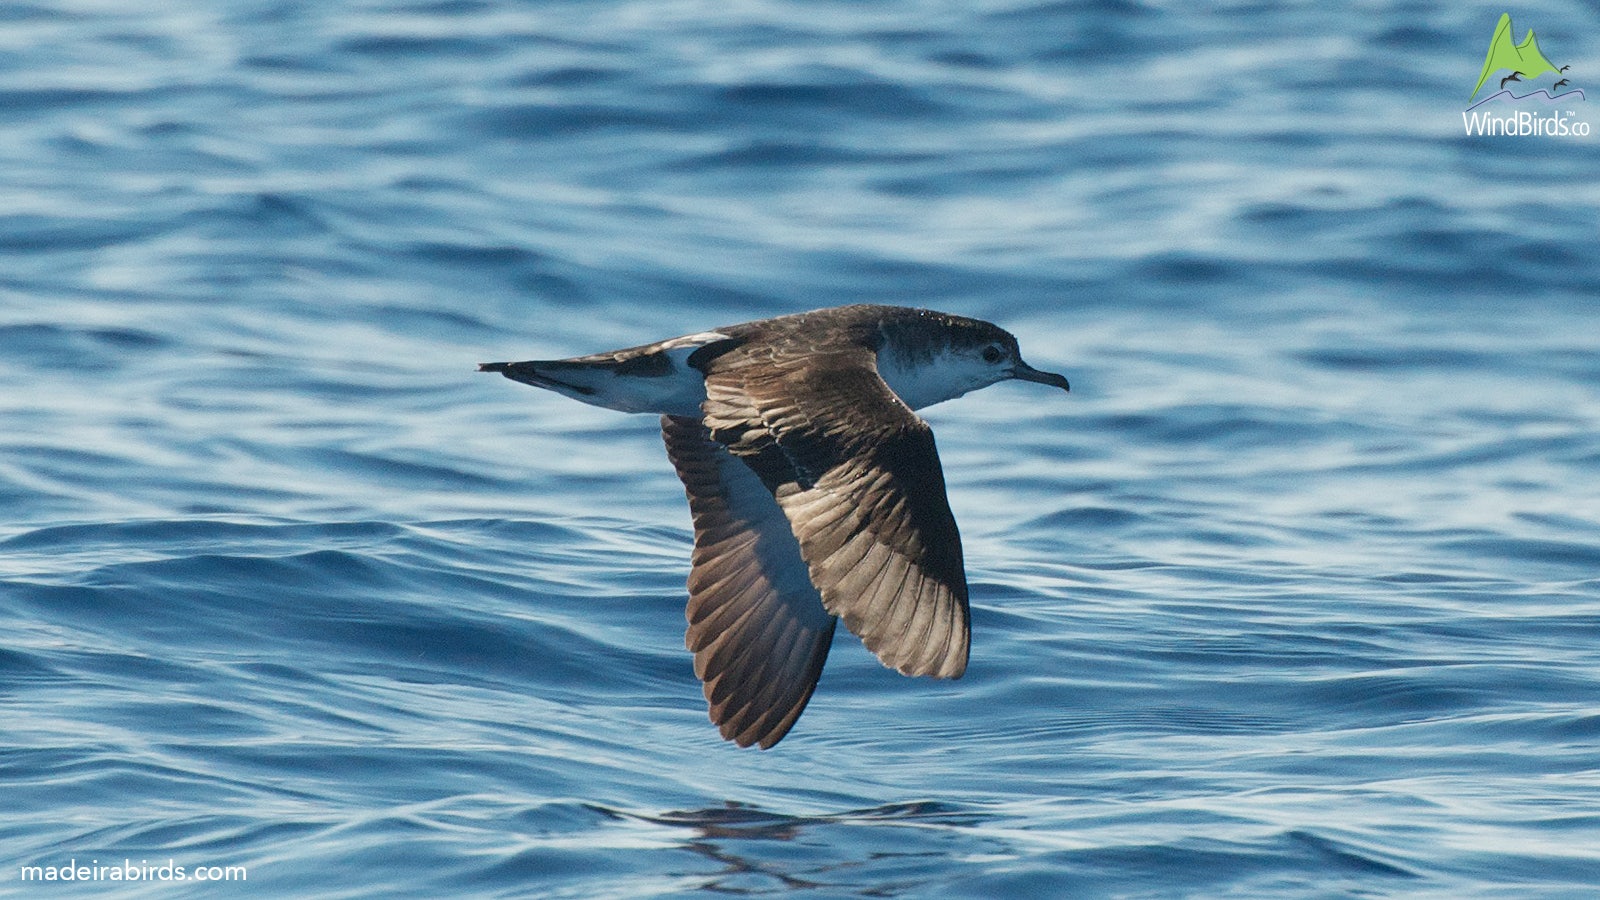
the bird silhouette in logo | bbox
[1560,65,1570,73]
[1500,71,1525,89]
[1554,78,1570,90]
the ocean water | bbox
[4,0,1599,896]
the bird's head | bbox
[878,312,1070,409]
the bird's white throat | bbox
[875,346,991,411]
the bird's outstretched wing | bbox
[661,415,837,749]
[697,345,971,679]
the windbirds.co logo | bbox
[1463,12,1589,137]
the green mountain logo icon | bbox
[1470,13,1563,99]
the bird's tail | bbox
[479,360,598,396]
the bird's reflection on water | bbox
[591,800,995,893]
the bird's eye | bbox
[982,345,1003,364]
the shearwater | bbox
[481,304,1070,748]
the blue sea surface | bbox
[4,1,1599,896]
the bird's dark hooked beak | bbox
[1011,360,1070,392]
